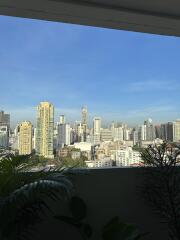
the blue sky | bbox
[0,15,180,127]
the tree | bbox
[141,143,180,240]
[59,156,87,168]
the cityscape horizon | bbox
[1,103,179,129]
[1,102,180,168]
[1,15,180,168]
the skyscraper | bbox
[93,117,101,144]
[36,102,54,158]
[144,118,155,141]
[133,127,139,146]
[161,122,173,141]
[57,123,71,148]
[81,106,88,125]
[166,122,173,142]
[81,106,88,142]
[59,115,66,125]
[155,125,161,139]
[18,121,32,155]
[0,126,8,148]
[0,111,10,148]
[139,125,147,141]
[74,121,84,142]
[0,111,10,129]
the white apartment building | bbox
[85,158,113,168]
[115,147,141,167]
[124,128,132,141]
[139,125,147,141]
[94,158,113,168]
[112,127,124,141]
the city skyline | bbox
[1,102,180,165]
[1,16,180,126]
[1,103,180,130]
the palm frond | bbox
[0,154,76,240]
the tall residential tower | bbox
[36,102,54,158]
[81,106,88,142]
[173,120,180,143]
[18,121,32,155]
[93,117,101,144]
[0,111,10,129]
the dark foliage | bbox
[141,143,180,240]
[0,154,75,240]
[55,196,92,239]
[102,217,146,240]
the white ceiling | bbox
[1,0,180,36]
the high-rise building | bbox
[57,123,71,148]
[59,115,66,125]
[139,125,146,141]
[93,117,101,135]
[81,106,88,142]
[100,128,112,142]
[0,111,10,129]
[74,121,84,142]
[155,125,161,139]
[10,125,19,150]
[166,122,173,142]
[33,128,36,150]
[18,121,32,155]
[173,120,180,143]
[36,102,54,158]
[0,126,9,148]
[133,128,139,146]
[0,111,10,148]
[144,118,155,141]
[81,106,88,125]
[161,122,173,142]
[93,117,101,144]
[112,126,124,141]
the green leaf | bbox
[102,217,144,240]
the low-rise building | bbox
[71,150,81,160]
[96,148,105,160]
[58,147,69,158]
[72,142,92,160]
[85,158,113,168]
